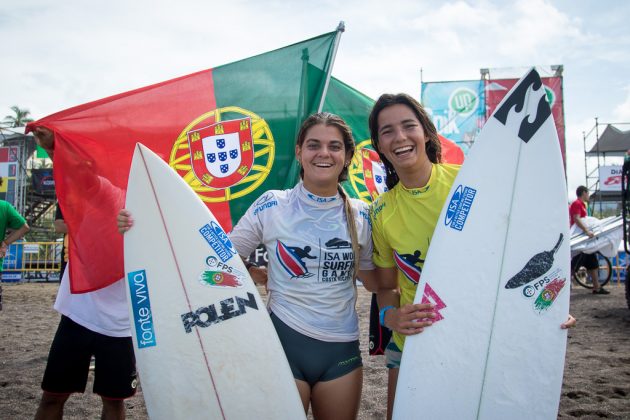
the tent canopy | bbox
[586,125,630,156]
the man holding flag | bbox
[33,127,137,420]
[27,28,343,418]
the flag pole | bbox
[317,21,345,112]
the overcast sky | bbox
[1,0,629,196]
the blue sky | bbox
[1,0,629,196]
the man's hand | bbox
[32,127,55,158]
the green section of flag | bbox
[36,144,50,159]
[324,76,373,144]
[211,31,339,223]
[323,76,376,201]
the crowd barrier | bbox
[1,241,62,282]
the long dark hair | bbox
[296,112,355,182]
[368,93,441,189]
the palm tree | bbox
[3,106,34,127]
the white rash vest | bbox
[229,183,374,342]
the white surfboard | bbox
[124,144,305,420]
[393,69,570,420]
[570,215,623,257]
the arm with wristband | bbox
[375,266,435,334]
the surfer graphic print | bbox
[229,183,374,342]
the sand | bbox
[1,282,629,419]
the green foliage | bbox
[3,106,34,127]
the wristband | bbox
[379,305,395,328]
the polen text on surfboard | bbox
[181,292,259,333]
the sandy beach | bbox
[1,281,629,419]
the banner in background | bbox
[0,147,19,204]
[599,165,622,192]
[421,80,485,155]
[31,169,55,194]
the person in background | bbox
[569,185,609,295]
[54,203,68,279]
[0,197,30,310]
[32,126,136,420]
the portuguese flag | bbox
[323,77,465,203]
[27,31,340,293]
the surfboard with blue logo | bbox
[124,143,305,420]
[393,69,570,420]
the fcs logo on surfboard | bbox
[199,221,237,263]
[493,69,552,143]
[444,185,477,231]
[505,234,567,313]
[276,240,315,279]
[521,268,567,313]
[199,255,244,288]
[127,270,157,349]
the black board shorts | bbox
[571,253,599,271]
[41,315,137,399]
[270,312,362,386]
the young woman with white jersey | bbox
[119,113,377,419]
[228,113,377,419]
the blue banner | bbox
[421,80,485,155]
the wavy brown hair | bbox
[368,93,441,189]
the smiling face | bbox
[296,123,351,196]
[375,103,429,174]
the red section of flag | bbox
[439,134,464,164]
[27,70,225,293]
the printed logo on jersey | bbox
[276,240,316,279]
[199,221,237,262]
[321,238,355,283]
[127,270,156,349]
[444,184,476,231]
[170,106,275,204]
[307,192,338,203]
[181,292,259,333]
[420,283,447,322]
[519,268,567,313]
[493,69,551,143]
[252,192,278,216]
[372,200,386,220]
[393,250,424,284]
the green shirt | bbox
[0,200,27,270]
